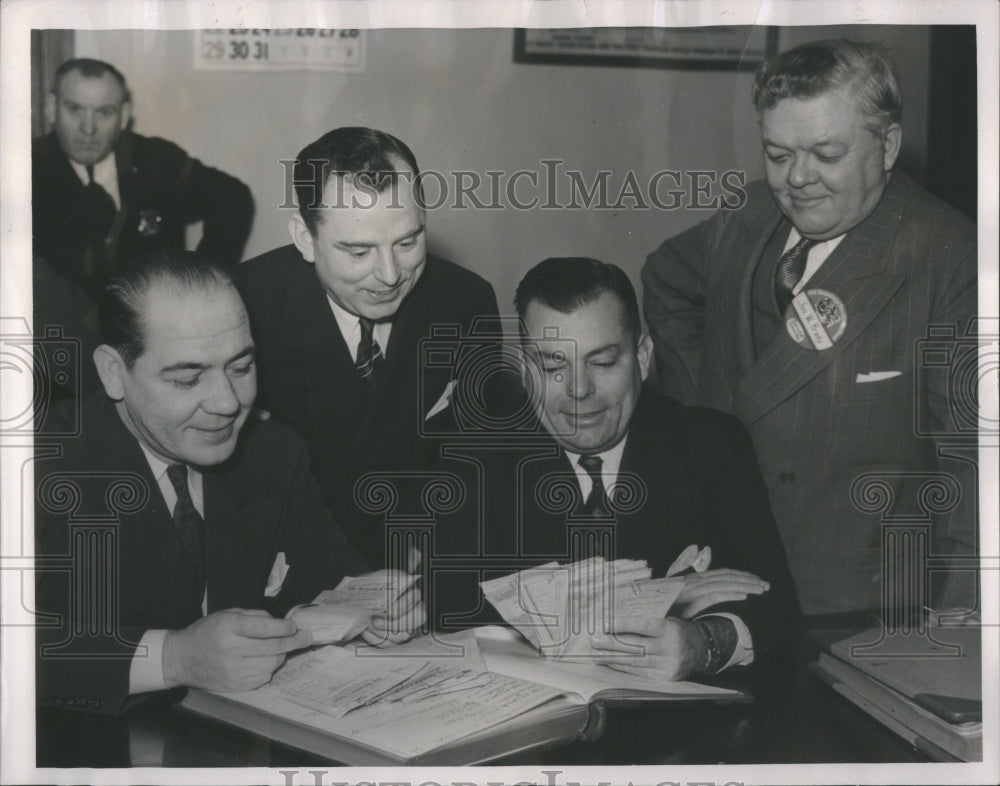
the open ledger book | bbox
[180,626,745,765]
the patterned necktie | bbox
[774,236,818,314]
[355,317,384,392]
[166,463,206,598]
[578,455,610,518]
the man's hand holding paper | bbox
[289,570,425,648]
[163,609,313,692]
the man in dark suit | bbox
[33,58,253,302]
[237,127,507,567]
[641,39,978,616]
[34,251,422,715]
[434,258,797,681]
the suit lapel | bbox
[202,469,244,611]
[278,264,369,434]
[734,176,908,425]
[702,207,786,410]
[84,395,201,619]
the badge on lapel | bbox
[785,288,847,351]
[137,208,164,236]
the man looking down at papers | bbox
[498,257,799,680]
[34,250,423,715]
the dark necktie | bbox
[355,317,384,392]
[166,463,206,598]
[774,236,818,314]
[85,164,116,211]
[578,455,610,518]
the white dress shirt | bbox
[564,436,754,672]
[327,295,392,361]
[69,154,122,210]
[783,227,846,295]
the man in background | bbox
[237,127,511,567]
[33,58,253,303]
[642,39,977,616]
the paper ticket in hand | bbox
[286,603,371,645]
[288,572,419,645]
[316,572,419,615]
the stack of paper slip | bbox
[288,572,419,645]
[480,557,684,659]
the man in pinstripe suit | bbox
[641,39,977,616]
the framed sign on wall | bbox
[514,26,777,70]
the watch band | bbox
[695,618,723,676]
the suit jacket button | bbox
[779,470,796,483]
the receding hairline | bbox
[309,157,426,230]
[130,276,245,351]
[54,66,129,100]
[520,289,637,342]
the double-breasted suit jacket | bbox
[642,172,977,614]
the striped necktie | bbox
[356,317,384,392]
[774,236,818,314]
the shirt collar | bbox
[69,153,117,187]
[564,432,629,481]
[138,442,174,484]
[326,294,360,337]
[325,294,392,360]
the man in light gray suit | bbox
[641,39,977,616]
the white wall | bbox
[74,26,930,318]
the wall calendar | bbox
[195,29,365,71]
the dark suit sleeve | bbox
[172,149,254,265]
[446,272,528,431]
[921,221,979,609]
[641,210,736,406]
[696,419,800,662]
[35,490,147,715]
[268,429,371,616]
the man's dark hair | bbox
[293,126,422,234]
[53,58,130,101]
[752,39,902,132]
[514,257,642,345]
[99,250,233,369]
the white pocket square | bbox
[424,379,457,421]
[856,371,902,383]
[264,552,289,597]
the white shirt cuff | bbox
[129,629,168,694]
[699,612,754,671]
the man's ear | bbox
[514,341,542,399]
[120,100,132,131]
[637,332,653,382]
[882,123,903,172]
[93,345,127,401]
[288,214,317,263]
[44,92,57,128]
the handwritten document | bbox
[266,637,561,758]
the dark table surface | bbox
[36,625,932,769]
